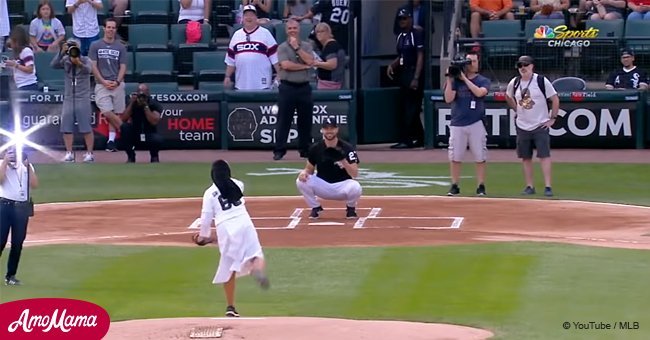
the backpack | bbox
[511,73,547,99]
[186,21,202,44]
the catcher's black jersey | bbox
[606,67,649,89]
[308,139,359,183]
[310,0,358,50]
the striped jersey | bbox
[225,26,279,90]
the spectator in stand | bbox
[605,49,649,90]
[469,0,515,39]
[628,0,650,20]
[242,0,273,24]
[66,0,103,56]
[581,0,625,20]
[530,0,569,19]
[303,0,359,52]
[313,23,346,90]
[178,0,213,24]
[110,0,130,40]
[29,1,66,53]
[0,0,9,52]
[4,26,39,91]
[284,0,313,24]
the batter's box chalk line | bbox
[187,209,464,230]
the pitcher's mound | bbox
[106,316,493,339]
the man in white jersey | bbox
[224,5,280,90]
[194,160,270,317]
[0,147,39,286]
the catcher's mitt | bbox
[192,233,212,246]
[323,147,345,162]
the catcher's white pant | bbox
[296,175,362,208]
[212,216,264,284]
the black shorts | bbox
[516,126,551,159]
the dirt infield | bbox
[24,195,650,340]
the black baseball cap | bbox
[621,49,634,57]
[322,118,338,128]
[397,8,412,18]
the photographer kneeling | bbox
[51,39,95,163]
[119,83,163,163]
[443,51,491,197]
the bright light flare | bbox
[0,88,60,161]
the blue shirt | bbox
[450,74,491,127]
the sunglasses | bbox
[516,62,531,68]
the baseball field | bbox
[0,149,649,339]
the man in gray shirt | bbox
[51,39,95,163]
[88,18,126,152]
[273,19,315,161]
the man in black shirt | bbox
[296,118,362,219]
[119,83,164,163]
[387,8,424,149]
[605,49,649,90]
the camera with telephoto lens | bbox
[447,56,472,78]
[132,92,149,102]
[63,39,81,58]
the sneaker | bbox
[345,206,358,219]
[225,305,240,317]
[150,156,159,163]
[82,152,94,163]
[63,152,75,163]
[105,140,117,152]
[272,151,284,161]
[522,186,536,195]
[544,187,553,197]
[251,269,270,290]
[476,184,486,196]
[5,276,21,286]
[447,184,460,196]
[309,206,323,219]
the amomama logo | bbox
[534,25,555,39]
[0,298,110,339]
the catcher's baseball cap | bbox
[322,118,338,128]
[243,4,257,14]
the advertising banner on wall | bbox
[225,100,351,149]
[431,101,637,149]
[16,92,220,150]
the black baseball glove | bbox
[323,147,346,162]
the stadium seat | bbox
[198,82,225,92]
[624,20,650,59]
[193,51,227,88]
[130,0,171,24]
[481,20,521,58]
[135,52,175,82]
[125,51,135,83]
[148,82,179,93]
[34,52,64,90]
[551,77,586,91]
[581,19,624,76]
[170,24,214,74]
[128,24,170,52]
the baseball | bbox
[271,104,279,115]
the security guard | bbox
[387,8,424,149]
[273,18,315,161]
[0,147,38,286]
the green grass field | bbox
[1,162,649,339]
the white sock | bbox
[108,132,116,142]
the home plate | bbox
[308,221,345,226]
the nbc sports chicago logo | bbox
[533,25,599,47]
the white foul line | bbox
[353,207,382,229]
[286,208,303,229]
